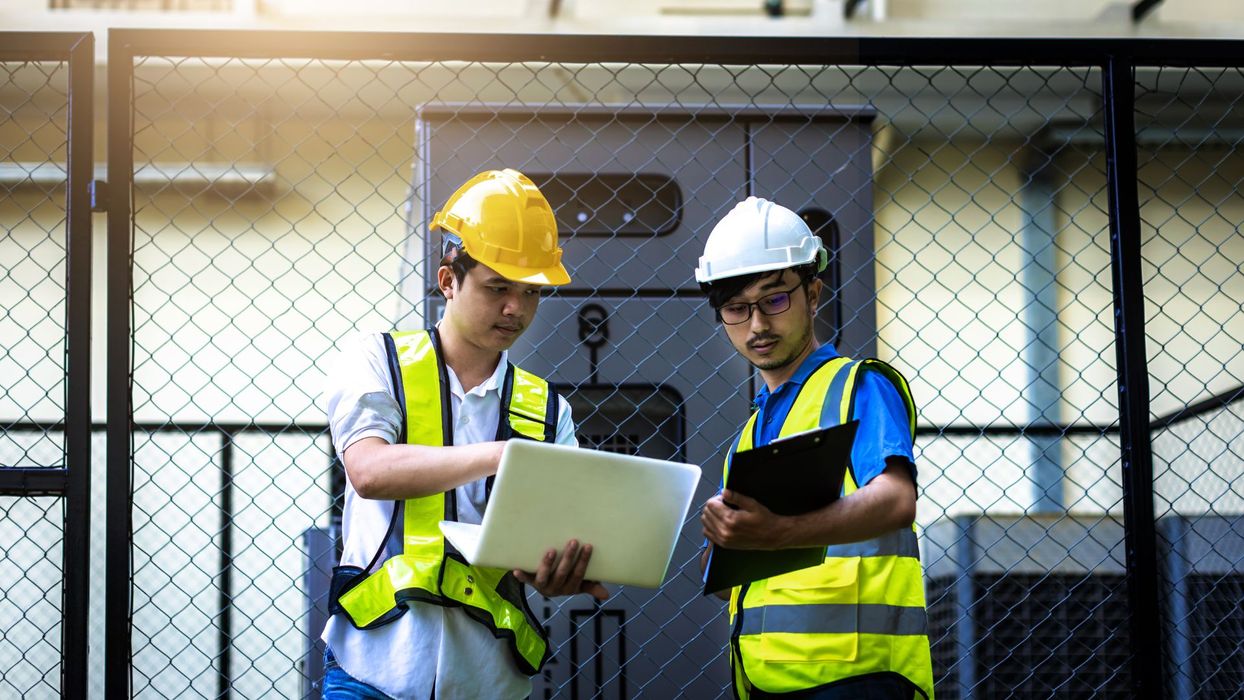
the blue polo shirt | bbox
[744,344,917,491]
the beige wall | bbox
[874,137,1244,523]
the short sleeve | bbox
[553,394,578,447]
[321,333,403,455]
[848,368,917,489]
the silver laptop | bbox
[439,439,701,588]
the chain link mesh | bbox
[0,57,70,698]
[3,38,1244,699]
[0,496,64,697]
[121,56,1134,699]
[1138,65,1244,699]
[1,59,69,466]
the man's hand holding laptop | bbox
[513,539,610,601]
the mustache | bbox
[747,333,780,349]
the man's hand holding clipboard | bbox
[700,420,859,595]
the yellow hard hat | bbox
[431,169,571,286]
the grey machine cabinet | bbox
[922,514,1133,700]
[302,103,877,699]
[1159,514,1244,700]
[922,514,1244,700]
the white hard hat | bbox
[694,196,828,284]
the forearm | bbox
[774,465,917,549]
[344,437,503,500]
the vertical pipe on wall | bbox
[1019,151,1064,513]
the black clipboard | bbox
[702,420,859,595]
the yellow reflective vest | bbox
[330,328,558,675]
[724,355,935,699]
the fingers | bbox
[701,498,730,543]
[533,548,557,590]
[583,580,609,601]
[571,543,592,584]
[552,540,582,587]
[521,541,598,598]
[721,489,758,511]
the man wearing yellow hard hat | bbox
[320,169,605,699]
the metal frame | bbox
[98,28,1244,698]
[105,29,1244,65]
[1103,55,1162,697]
[0,30,94,700]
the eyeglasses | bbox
[716,282,804,325]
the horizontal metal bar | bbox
[109,29,1244,68]
[7,387,1242,442]
[2,420,327,434]
[417,102,876,121]
[918,424,1119,438]
[0,468,69,496]
[1150,383,1244,431]
[0,32,91,61]
[4,379,1239,441]
[1045,125,1244,148]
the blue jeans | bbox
[322,649,396,700]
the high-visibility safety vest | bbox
[329,328,558,675]
[724,355,935,699]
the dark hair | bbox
[441,245,479,285]
[701,263,818,310]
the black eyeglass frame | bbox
[714,281,808,326]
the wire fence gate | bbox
[0,30,94,700]
[2,29,1243,698]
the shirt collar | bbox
[445,349,509,400]
[755,343,841,402]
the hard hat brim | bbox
[487,259,572,287]
[695,247,828,285]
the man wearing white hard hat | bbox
[697,197,934,699]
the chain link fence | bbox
[1,54,70,698]
[1138,65,1244,699]
[119,52,1127,699]
[1,33,94,699]
[2,31,1243,698]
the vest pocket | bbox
[745,557,862,663]
[763,556,859,606]
[752,628,859,664]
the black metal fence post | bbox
[106,28,136,700]
[218,428,235,700]
[62,30,94,700]
[1102,54,1164,697]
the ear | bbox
[437,265,456,300]
[806,277,824,314]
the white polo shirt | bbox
[321,331,576,700]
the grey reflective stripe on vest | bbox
[824,528,920,559]
[740,603,929,637]
[820,359,860,426]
